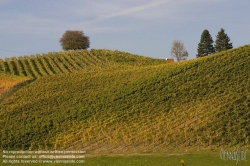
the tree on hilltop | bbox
[197,29,215,58]
[214,28,233,52]
[59,30,90,50]
[171,40,188,61]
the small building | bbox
[165,58,174,62]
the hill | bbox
[0,72,32,102]
[0,49,166,78]
[0,45,250,153]
[0,49,165,103]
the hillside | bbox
[0,49,166,78]
[0,45,250,152]
[0,72,32,102]
[0,49,165,102]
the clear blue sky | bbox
[0,0,249,60]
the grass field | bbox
[1,151,249,166]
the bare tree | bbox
[171,40,188,61]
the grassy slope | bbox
[0,45,250,153]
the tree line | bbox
[197,28,233,57]
[171,28,233,61]
[59,29,233,62]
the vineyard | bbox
[0,49,165,102]
[0,49,166,78]
[0,72,32,101]
[0,45,250,153]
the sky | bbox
[0,0,249,60]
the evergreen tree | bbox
[214,28,233,52]
[197,29,215,57]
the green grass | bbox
[1,151,249,166]
[83,153,249,166]
[0,45,250,153]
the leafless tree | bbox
[171,40,188,61]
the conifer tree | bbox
[197,29,215,57]
[214,28,233,52]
